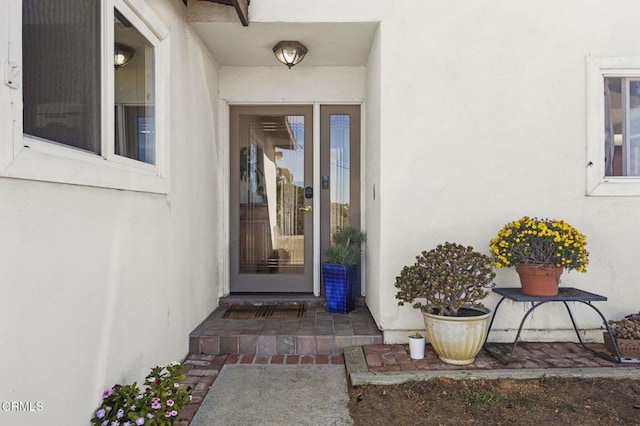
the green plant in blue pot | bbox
[322,227,366,314]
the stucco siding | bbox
[0,0,222,423]
[237,0,640,339]
[370,1,640,340]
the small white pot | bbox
[408,335,426,360]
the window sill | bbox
[0,139,168,194]
[586,177,640,197]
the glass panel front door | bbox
[230,106,313,293]
[229,105,361,294]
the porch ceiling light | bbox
[272,41,308,69]
[114,43,134,69]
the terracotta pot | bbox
[515,263,563,296]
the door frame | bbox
[221,101,365,297]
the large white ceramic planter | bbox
[422,306,492,365]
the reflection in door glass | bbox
[330,114,350,237]
[239,115,305,274]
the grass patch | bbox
[464,390,502,405]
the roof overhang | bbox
[185,0,249,26]
[190,21,378,67]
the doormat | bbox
[223,304,306,319]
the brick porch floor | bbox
[189,304,382,356]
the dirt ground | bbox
[349,377,640,425]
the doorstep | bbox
[217,294,329,307]
[188,304,382,356]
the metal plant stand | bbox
[483,287,627,364]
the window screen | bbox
[22,0,101,154]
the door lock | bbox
[298,206,312,212]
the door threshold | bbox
[219,294,325,307]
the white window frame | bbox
[586,55,640,196]
[0,0,169,194]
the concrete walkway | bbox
[174,353,347,425]
[190,364,352,426]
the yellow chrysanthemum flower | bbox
[489,216,589,272]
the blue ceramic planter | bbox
[322,263,358,314]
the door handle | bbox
[298,206,312,212]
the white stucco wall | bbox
[0,1,222,424]
[242,1,640,342]
[370,1,640,342]
[363,26,383,328]
[219,66,366,102]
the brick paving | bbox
[363,342,620,373]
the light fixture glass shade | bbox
[272,41,308,69]
[114,43,134,69]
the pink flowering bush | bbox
[91,362,192,426]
